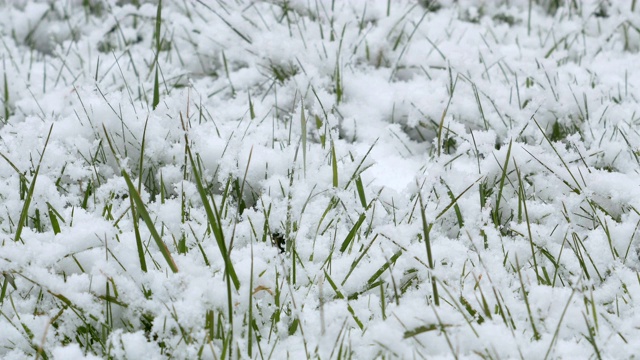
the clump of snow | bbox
[1,0,640,358]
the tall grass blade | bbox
[183,133,240,290]
[151,0,162,109]
[341,234,378,286]
[155,0,162,52]
[533,119,582,193]
[195,0,252,44]
[544,289,575,360]
[339,213,366,253]
[300,105,307,177]
[12,125,53,243]
[129,194,148,272]
[152,68,160,110]
[47,203,63,235]
[3,61,8,121]
[419,193,439,306]
[331,141,338,187]
[355,176,367,209]
[515,163,541,284]
[492,140,513,227]
[122,170,178,273]
[516,257,540,341]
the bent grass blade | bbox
[122,170,178,273]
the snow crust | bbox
[1,0,640,358]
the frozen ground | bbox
[1,0,640,358]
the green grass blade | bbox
[152,67,160,110]
[341,234,378,286]
[544,289,575,360]
[248,91,255,120]
[515,162,541,285]
[516,257,540,341]
[122,170,178,273]
[493,139,513,227]
[344,139,377,190]
[129,194,148,272]
[195,0,252,44]
[437,71,458,157]
[155,0,162,52]
[3,63,9,121]
[436,179,478,222]
[325,270,343,299]
[152,0,162,109]
[339,213,366,253]
[300,105,306,177]
[47,207,61,235]
[355,175,367,209]
[324,271,363,330]
[403,324,440,339]
[12,125,53,243]
[101,125,148,272]
[419,193,439,306]
[533,119,582,193]
[185,144,240,290]
[367,250,402,286]
[331,141,338,187]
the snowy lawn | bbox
[1,0,640,358]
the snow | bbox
[1,0,640,358]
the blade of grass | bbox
[12,124,53,243]
[101,125,149,272]
[533,119,582,193]
[516,257,540,341]
[122,170,178,273]
[195,0,252,44]
[248,91,255,120]
[331,140,338,187]
[339,213,366,253]
[182,115,240,290]
[46,203,64,235]
[544,289,575,360]
[324,271,364,330]
[3,60,9,122]
[419,193,439,306]
[437,70,457,157]
[515,162,541,285]
[355,175,369,210]
[344,139,377,190]
[300,104,306,177]
[341,234,378,286]
[128,191,148,272]
[152,68,160,110]
[152,0,162,109]
[435,178,479,222]
[492,139,513,228]
[366,250,402,287]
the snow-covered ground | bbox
[1,0,640,358]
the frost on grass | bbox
[1,0,640,358]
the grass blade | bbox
[3,61,9,122]
[516,257,540,341]
[152,68,160,110]
[300,105,306,177]
[419,193,439,306]
[341,234,378,285]
[366,250,402,286]
[492,139,513,227]
[331,141,338,187]
[12,125,53,243]
[152,0,162,109]
[183,121,240,290]
[339,213,366,253]
[122,170,178,273]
